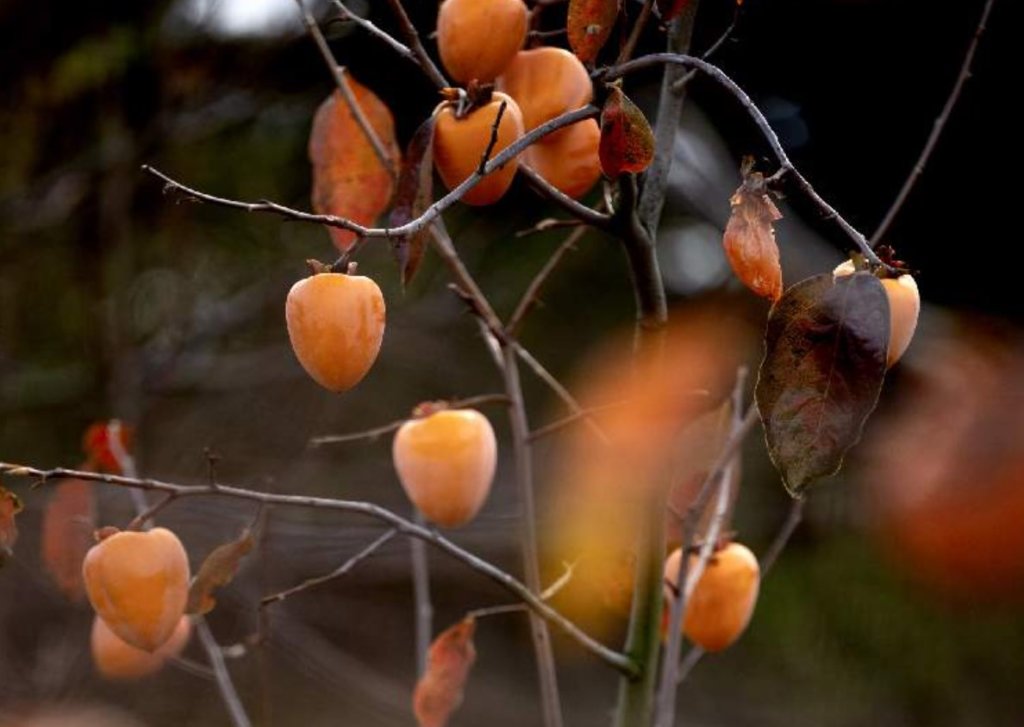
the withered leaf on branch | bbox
[723,167,783,301]
[309,78,401,252]
[598,85,654,178]
[413,617,477,727]
[755,272,890,496]
[0,485,23,565]
[186,528,255,615]
[568,0,621,64]
[389,115,437,287]
[41,476,96,600]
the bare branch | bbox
[478,100,509,175]
[519,164,613,228]
[196,618,253,727]
[871,0,996,245]
[330,1,423,71]
[671,3,741,93]
[617,0,657,65]
[508,224,590,334]
[382,0,449,89]
[1,461,636,677]
[514,217,586,239]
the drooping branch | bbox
[3,462,636,676]
[519,165,613,228]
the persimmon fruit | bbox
[663,542,760,652]
[433,93,525,206]
[437,0,528,84]
[834,260,919,367]
[393,408,497,528]
[496,47,593,137]
[525,118,601,199]
[82,527,190,652]
[91,614,191,680]
[285,271,386,393]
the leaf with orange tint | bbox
[309,79,401,252]
[42,476,96,600]
[723,163,784,301]
[413,617,477,727]
[389,116,437,287]
[83,421,134,474]
[598,85,654,177]
[0,485,23,565]
[568,0,620,64]
[186,528,255,615]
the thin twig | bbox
[141,106,599,242]
[617,0,657,65]
[125,492,178,530]
[671,3,740,93]
[410,511,433,676]
[294,0,397,180]
[514,217,586,238]
[508,224,591,334]
[1,462,636,677]
[309,393,510,447]
[330,1,421,69]
[383,0,449,89]
[261,529,397,606]
[519,165,613,228]
[870,0,996,246]
[478,100,509,175]
[196,617,253,727]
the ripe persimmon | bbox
[663,542,760,652]
[91,614,191,680]
[496,47,593,138]
[285,271,386,393]
[82,527,190,652]
[525,118,601,199]
[433,93,525,206]
[393,408,497,528]
[437,0,528,84]
[834,260,920,367]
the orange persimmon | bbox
[82,527,190,652]
[437,0,528,83]
[91,614,191,680]
[285,271,386,393]
[433,93,525,206]
[525,118,601,199]
[497,47,593,137]
[834,260,920,367]
[663,542,760,652]
[393,408,497,528]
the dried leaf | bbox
[0,486,23,564]
[186,528,255,615]
[656,0,690,22]
[309,78,401,252]
[599,85,654,177]
[413,617,477,727]
[755,272,890,496]
[723,169,783,301]
[83,421,135,474]
[389,115,437,287]
[41,476,96,600]
[568,0,621,64]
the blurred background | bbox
[1,0,1020,725]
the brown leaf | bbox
[413,617,477,727]
[389,115,437,287]
[723,167,784,301]
[0,485,23,565]
[568,0,621,64]
[41,476,96,600]
[309,78,401,252]
[598,85,654,177]
[656,0,691,22]
[755,272,890,495]
[186,528,255,615]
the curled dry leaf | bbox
[598,85,654,178]
[42,476,96,600]
[309,78,401,252]
[723,166,783,301]
[568,0,620,64]
[413,617,477,727]
[389,116,437,287]
[0,485,23,565]
[186,528,255,615]
[755,272,890,495]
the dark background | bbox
[1,1,1019,726]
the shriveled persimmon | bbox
[663,541,760,652]
[525,118,601,199]
[285,270,386,393]
[834,260,919,367]
[496,47,593,138]
[393,407,497,528]
[82,527,190,652]
[437,0,528,83]
[91,614,191,680]
[433,93,525,206]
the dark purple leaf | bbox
[389,116,437,287]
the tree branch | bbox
[196,617,253,727]
[382,0,449,89]
[330,1,422,70]
[519,165,613,228]
[507,224,591,335]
